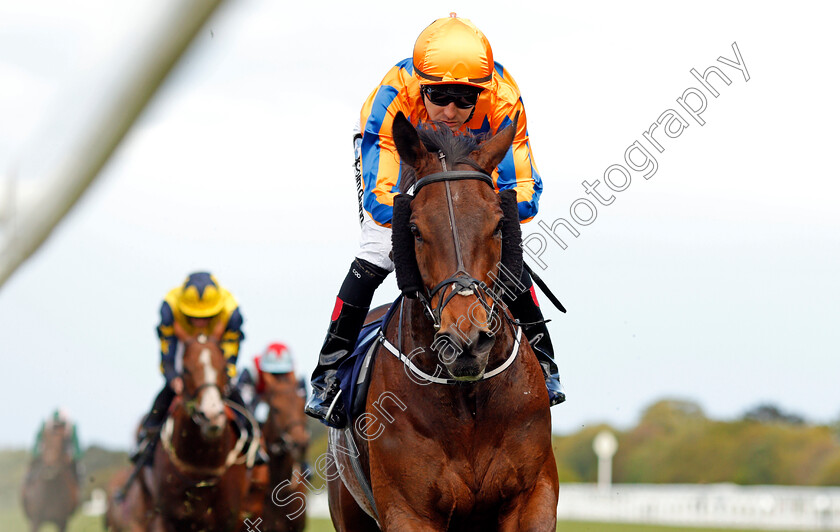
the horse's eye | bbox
[494,220,504,236]
[410,223,423,242]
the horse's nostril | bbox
[432,332,464,364]
[475,330,495,354]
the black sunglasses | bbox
[422,85,482,109]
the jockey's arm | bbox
[220,308,244,379]
[31,422,44,458]
[359,80,407,228]
[68,424,81,460]
[491,96,543,223]
[157,301,179,382]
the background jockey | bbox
[237,342,303,420]
[132,271,250,463]
[237,342,308,468]
[305,14,565,428]
[30,409,82,481]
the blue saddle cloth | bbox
[336,296,401,419]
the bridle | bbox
[182,382,227,426]
[179,335,229,427]
[405,156,509,331]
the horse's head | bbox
[175,321,230,440]
[262,372,310,464]
[391,111,521,380]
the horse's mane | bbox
[400,122,486,194]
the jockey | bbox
[237,342,307,468]
[132,272,250,463]
[238,342,299,420]
[305,15,565,428]
[31,409,82,481]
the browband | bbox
[410,170,494,195]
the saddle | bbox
[335,296,402,419]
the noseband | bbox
[180,382,226,430]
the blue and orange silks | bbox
[359,58,543,226]
[156,287,244,382]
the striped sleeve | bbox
[221,307,244,378]
[490,67,543,222]
[359,61,414,227]
[157,300,178,381]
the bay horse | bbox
[106,324,255,531]
[326,112,559,531]
[257,371,311,531]
[22,420,79,531]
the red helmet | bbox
[258,342,294,374]
[413,14,494,90]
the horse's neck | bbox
[382,299,519,420]
[268,448,295,484]
[376,299,542,454]
[171,410,234,466]
[41,444,65,468]
[264,412,301,481]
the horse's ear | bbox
[392,111,426,168]
[211,319,226,344]
[173,321,190,343]
[473,111,519,174]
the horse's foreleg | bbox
[379,510,445,532]
[148,515,168,532]
[498,466,559,532]
[327,476,379,532]
[376,496,449,532]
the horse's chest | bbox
[447,451,530,503]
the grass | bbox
[0,507,804,532]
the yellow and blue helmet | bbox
[412,14,494,90]
[178,272,225,318]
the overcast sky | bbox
[1,0,838,450]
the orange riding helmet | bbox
[412,14,494,90]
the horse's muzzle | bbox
[270,438,308,463]
[434,328,495,381]
[194,409,227,440]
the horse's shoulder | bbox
[365,304,391,326]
